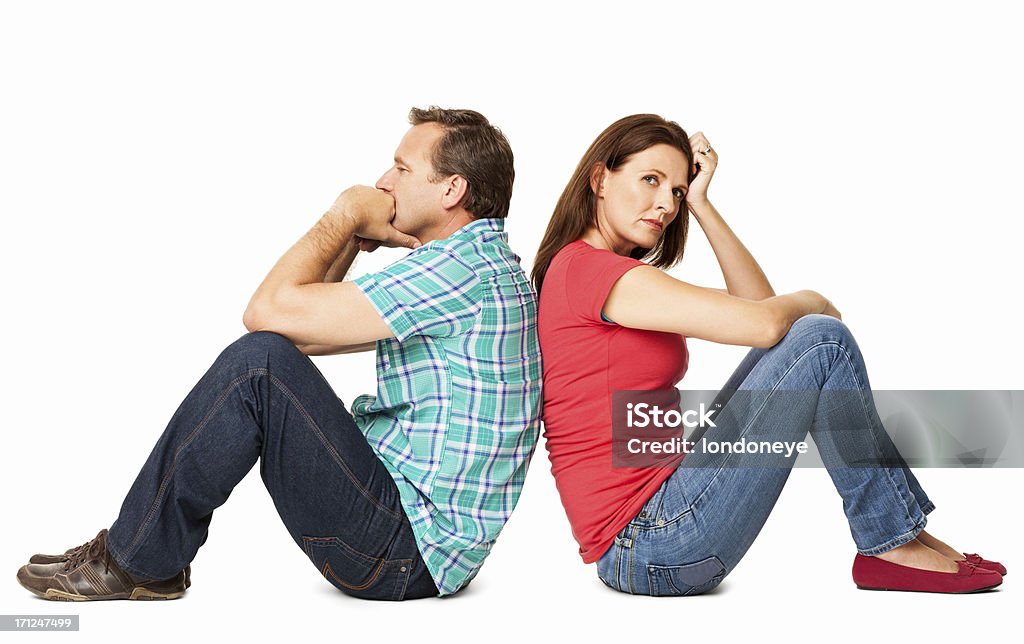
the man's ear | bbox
[589,162,607,197]
[440,174,469,210]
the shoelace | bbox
[63,529,113,575]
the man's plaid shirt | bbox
[351,217,542,595]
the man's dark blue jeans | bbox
[105,331,438,601]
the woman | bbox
[532,114,1006,595]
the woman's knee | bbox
[792,312,848,333]
[787,314,857,348]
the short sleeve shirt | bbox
[351,217,543,595]
[538,240,689,563]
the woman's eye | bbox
[643,175,658,185]
[673,188,685,199]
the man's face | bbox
[375,123,447,237]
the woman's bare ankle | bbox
[914,529,965,561]
[873,538,959,573]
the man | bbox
[17,107,543,601]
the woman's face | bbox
[589,143,689,256]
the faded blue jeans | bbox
[105,331,439,600]
[597,314,935,596]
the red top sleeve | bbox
[564,247,646,325]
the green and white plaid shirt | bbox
[351,217,542,596]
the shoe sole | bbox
[855,580,1002,594]
[18,577,185,601]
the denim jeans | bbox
[596,314,935,596]
[105,331,439,601]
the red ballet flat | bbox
[853,553,1003,593]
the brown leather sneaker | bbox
[28,543,191,588]
[17,529,189,601]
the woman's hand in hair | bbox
[686,131,717,209]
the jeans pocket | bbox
[302,535,413,601]
[629,486,667,528]
[646,555,727,596]
[658,467,698,526]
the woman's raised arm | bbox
[602,265,835,348]
[689,199,776,301]
[686,132,774,301]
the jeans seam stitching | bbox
[268,372,404,519]
[124,368,264,557]
[322,557,386,591]
[622,524,630,589]
[689,341,838,509]
[832,347,917,532]
[687,331,923,556]
[393,558,413,600]
[124,363,404,565]
[303,536,380,566]
[688,339,831,509]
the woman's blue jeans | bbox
[597,314,935,596]
[103,331,439,601]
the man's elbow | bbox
[242,301,263,333]
[243,296,281,334]
[242,304,310,355]
[243,294,313,354]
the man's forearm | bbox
[297,340,378,356]
[293,234,362,354]
[323,239,360,283]
[244,210,357,324]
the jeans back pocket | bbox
[647,555,727,596]
[303,535,412,601]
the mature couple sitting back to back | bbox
[17,107,1005,601]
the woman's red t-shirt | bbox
[538,239,689,563]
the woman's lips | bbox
[642,219,663,232]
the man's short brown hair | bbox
[409,106,514,219]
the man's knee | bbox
[220,330,303,365]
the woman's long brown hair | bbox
[531,114,695,294]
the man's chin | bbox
[391,214,422,238]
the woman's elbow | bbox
[751,312,788,348]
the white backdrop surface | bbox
[1,1,1021,642]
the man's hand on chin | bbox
[328,185,421,251]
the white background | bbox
[1,1,1021,642]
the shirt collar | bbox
[456,217,503,234]
[451,217,505,239]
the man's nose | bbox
[375,170,393,191]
